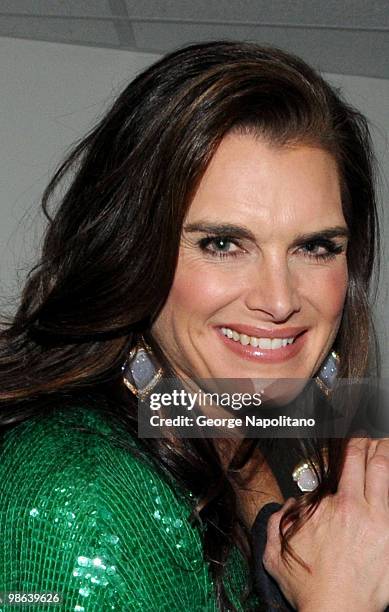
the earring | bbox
[292,447,329,493]
[291,352,338,493]
[315,350,339,397]
[292,457,320,492]
[122,336,163,400]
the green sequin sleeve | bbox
[0,406,252,611]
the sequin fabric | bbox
[0,404,257,611]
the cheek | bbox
[167,265,245,318]
[301,263,348,319]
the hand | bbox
[263,437,389,612]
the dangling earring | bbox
[315,350,339,397]
[291,351,338,493]
[292,457,320,492]
[122,336,163,400]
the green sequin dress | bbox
[0,403,260,611]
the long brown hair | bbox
[0,41,380,610]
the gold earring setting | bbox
[122,337,163,400]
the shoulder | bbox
[1,400,195,513]
[0,401,216,611]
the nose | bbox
[244,255,301,321]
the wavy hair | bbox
[0,41,380,610]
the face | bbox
[151,133,349,384]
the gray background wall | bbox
[0,36,388,373]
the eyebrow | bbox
[184,222,255,240]
[290,226,350,246]
[183,222,350,244]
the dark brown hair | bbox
[0,41,380,610]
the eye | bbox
[198,236,243,258]
[298,239,344,261]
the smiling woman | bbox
[0,41,387,612]
[152,136,349,380]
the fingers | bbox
[366,439,379,463]
[279,497,297,527]
[338,437,369,499]
[365,438,389,510]
[267,497,296,540]
[263,497,296,574]
[338,436,389,509]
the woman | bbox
[0,40,388,611]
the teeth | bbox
[259,337,271,349]
[221,327,296,349]
[270,338,283,349]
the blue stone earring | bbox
[122,336,163,400]
[315,350,339,397]
[291,351,339,493]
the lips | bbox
[216,324,307,339]
[214,324,308,364]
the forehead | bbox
[186,133,344,231]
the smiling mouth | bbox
[215,324,307,363]
[220,326,297,349]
